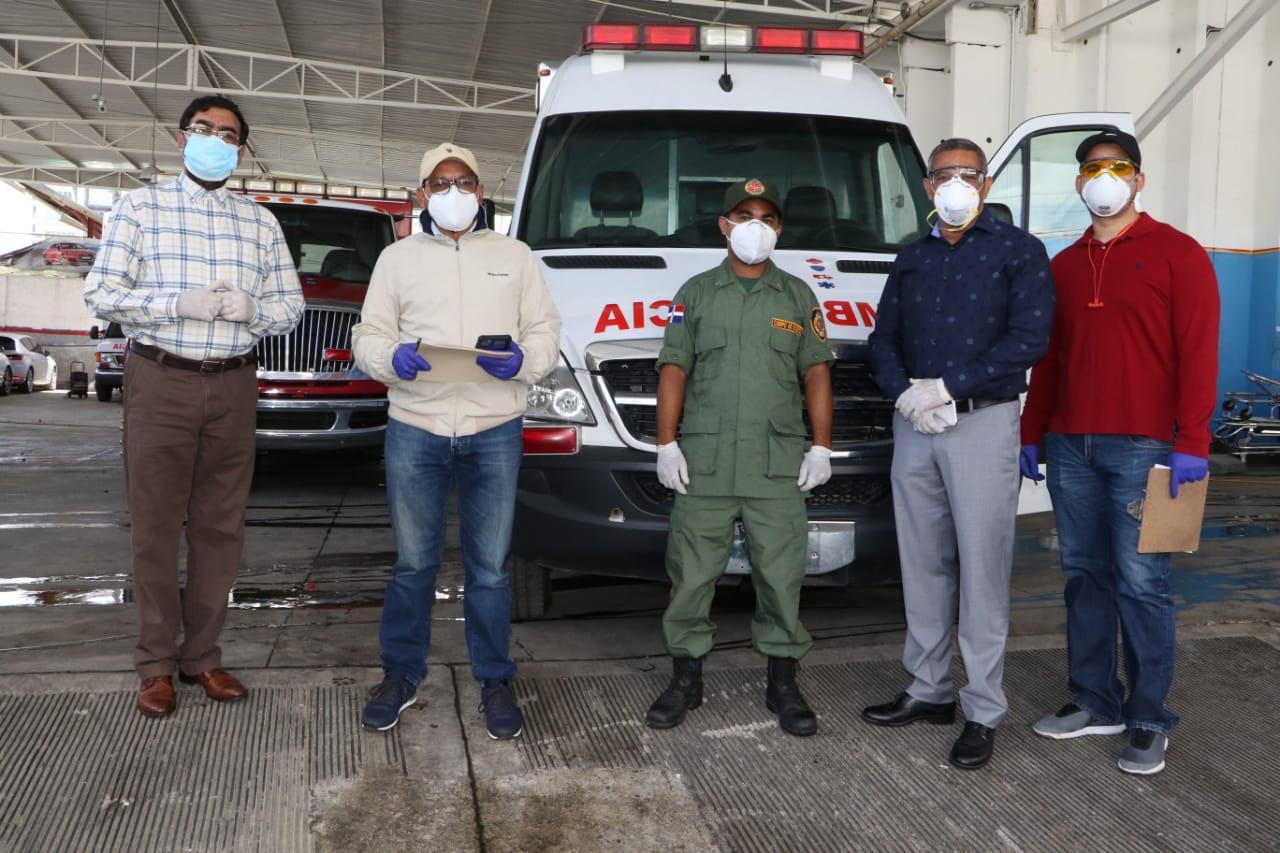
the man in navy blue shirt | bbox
[861,138,1055,771]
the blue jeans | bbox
[1044,433,1179,734]
[379,416,523,686]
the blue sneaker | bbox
[361,676,417,731]
[480,680,523,740]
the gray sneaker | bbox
[1032,703,1126,740]
[1117,729,1168,775]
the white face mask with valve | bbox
[1081,172,1133,218]
[428,187,480,232]
[727,218,778,265]
[933,177,981,228]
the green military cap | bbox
[723,177,783,217]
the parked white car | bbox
[0,332,56,393]
[0,351,12,396]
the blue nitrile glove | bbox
[1019,445,1045,482]
[476,340,523,381]
[391,342,431,381]
[1167,451,1208,498]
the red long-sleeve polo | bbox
[1021,213,1220,457]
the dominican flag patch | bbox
[667,303,685,324]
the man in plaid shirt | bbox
[85,94,303,718]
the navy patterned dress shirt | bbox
[869,208,1055,402]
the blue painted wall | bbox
[1210,249,1280,404]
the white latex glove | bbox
[175,280,225,322]
[900,378,952,420]
[894,386,916,419]
[656,441,689,495]
[797,445,832,492]
[219,286,257,323]
[910,406,948,436]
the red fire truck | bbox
[241,186,412,450]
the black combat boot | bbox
[645,657,703,729]
[766,657,817,737]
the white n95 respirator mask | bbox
[727,219,778,265]
[933,178,981,228]
[428,187,480,232]
[1081,172,1133,218]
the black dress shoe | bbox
[861,692,956,727]
[950,722,996,770]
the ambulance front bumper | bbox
[511,445,899,584]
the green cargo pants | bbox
[662,493,813,660]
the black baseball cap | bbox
[723,178,782,217]
[1075,129,1142,168]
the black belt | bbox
[130,342,256,374]
[954,396,1019,415]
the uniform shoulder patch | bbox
[771,317,803,336]
[810,307,827,341]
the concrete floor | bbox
[2,390,1279,851]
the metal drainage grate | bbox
[0,685,404,852]
[512,637,1280,853]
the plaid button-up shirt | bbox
[84,173,303,361]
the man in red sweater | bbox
[1019,130,1219,776]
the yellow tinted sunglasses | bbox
[1080,159,1137,180]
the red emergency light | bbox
[810,29,864,56]
[583,23,641,51]
[642,24,699,50]
[523,426,578,455]
[583,23,864,58]
[754,27,808,54]
[322,348,353,362]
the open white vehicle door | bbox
[984,112,1138,514]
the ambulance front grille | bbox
[598,358,893,447]
[256,305,358,374]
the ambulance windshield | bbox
[519,111,930,253]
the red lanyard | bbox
[1085,221,1136,309]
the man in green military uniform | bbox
[644,178,834,737]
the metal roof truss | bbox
[0,33,536,118]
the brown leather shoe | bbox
[137,675,176,717]
[179,669,247,702]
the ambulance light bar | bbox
[583,23,863,57]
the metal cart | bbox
[1214,370,1280,458]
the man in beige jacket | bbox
[352,142,561,738]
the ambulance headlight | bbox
[526,361,595,425]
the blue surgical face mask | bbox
[183,133,240,182]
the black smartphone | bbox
[475,334,512,351]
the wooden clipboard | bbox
[1137,466,1208,554]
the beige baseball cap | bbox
[419,142,480,183]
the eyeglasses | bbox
[182,124,241,146]
[928,167,986,188]
[1079,158,1137,180]
[424,176,479,194]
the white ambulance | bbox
[506,21,1133,618]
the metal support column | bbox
[1135,0,1278,139]
[1060,0,1164,43]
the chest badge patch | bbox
[810,307,827,341]
[771,317,803,336]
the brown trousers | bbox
[123,351,257,678]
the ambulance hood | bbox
[536,247,890,368]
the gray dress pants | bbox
[889,401,1021,728]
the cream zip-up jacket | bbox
[352,228,561,437]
